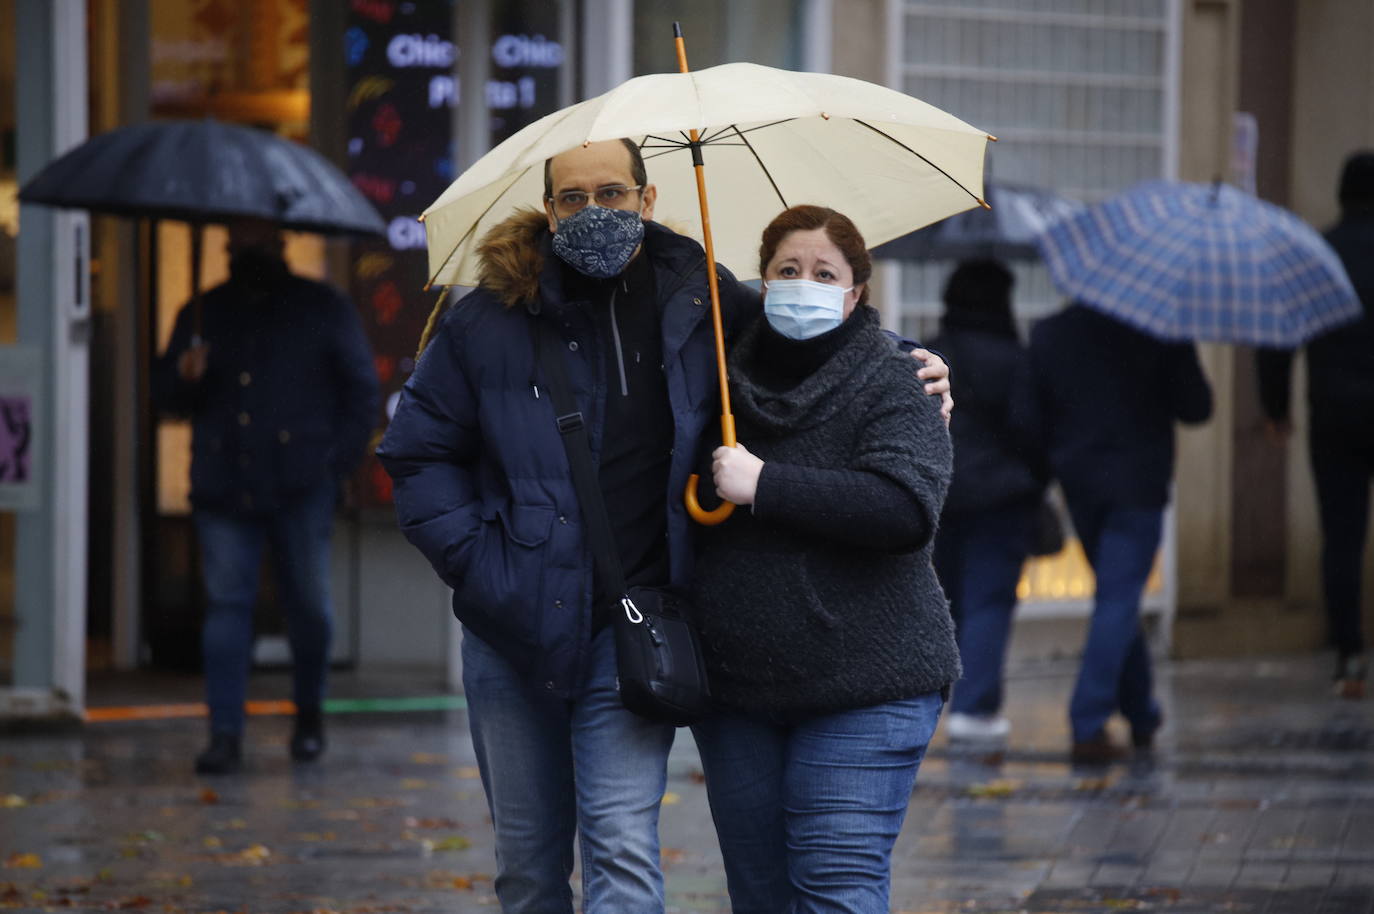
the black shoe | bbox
[1335,655,1368,700]
[195,732,242,775]
[1131,712,1163,751]
[290,708,326,762]
[1071,731,1127,765]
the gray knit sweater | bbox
[691,306,961,715]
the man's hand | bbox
[711,442,764,506]
[177,343,210,383]
[910,348,953,424]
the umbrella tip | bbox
[977,197,991,210]
[672,21,683,38]
[417,213,426,223]
[987,134,998,142]
[422,279,434,292]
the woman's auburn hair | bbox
[758,204,872,306]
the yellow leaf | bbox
[432,835,473,852]
[661,792,681,806]
[3,853,41,869]
[452,766,482,779]
[965,779,1022,798]
[0,795,26,808]
[399,778,429,790]
[202,836,223,849]
[237,844,271,864]
[410,752,447,765]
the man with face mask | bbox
[154,219,379,775]
[377,140,950,914]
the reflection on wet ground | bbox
[2,655,1372,912]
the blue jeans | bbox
[933,504,1036,716]
[461,626,676,914]
[1063,493,1164,742]
[692,692,944,914]
[194,480,336,736]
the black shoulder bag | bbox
[532,315,712,727]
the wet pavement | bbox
[3,654,1373,913]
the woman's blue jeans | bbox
[692,692,944,914]
[461,626,676,914]
[193,480,336,736]
[933,504,1036,716]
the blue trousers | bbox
[193,480,336,736]
[692,693,944,914]
[1063,492,1164,742]
[933,504,1036,716]
[461,626,676,914]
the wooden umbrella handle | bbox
[674,22,738,527]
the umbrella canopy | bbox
[1038,180,1361,346]
[19,119,385,236]
[872,180,1081,261]
[420,61,992,287]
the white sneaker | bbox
[945,712,1011,741]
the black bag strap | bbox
[531,315,630,604]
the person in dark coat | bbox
[1257,150,1374,698]
[691,205,959,914]
[153,219,379,774]
[377,143,951,914]
[929,259,1047,744]
[1025,303,1211,762]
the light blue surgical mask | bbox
[762,279,852,340]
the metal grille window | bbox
[892,0,1177,339]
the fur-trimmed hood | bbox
[475,207,551,308]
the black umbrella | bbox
[872,181,1080,262]
[19,119,385,336]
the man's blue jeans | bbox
[933,504,1036,716]
[692,692,944,914]
[461,626,676,914]
[193,480,336,737]
[1063,492,1164,743]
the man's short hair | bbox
[544,138,647,198]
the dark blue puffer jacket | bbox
[377,211,758,695]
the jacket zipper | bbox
[608,283,630,397]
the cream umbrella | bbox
[421,32,992,524]
[422,66,992,288]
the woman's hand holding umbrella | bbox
[711,442,763,506]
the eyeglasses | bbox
[547,184,644,216]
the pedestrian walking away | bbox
[378,140,951,914]
[929,259,1048,747]
[1257,150,1374,699]
[1024,303,1212,763]
[153,218,380,775]
[690,205,960,914]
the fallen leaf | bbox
[661,792,681,806]
[199,788,220,805]
[661,847,686,865]
[411,752,448,765]
[3,853,41,869]
[452,766,482,779]
[399,778,429,790]
[431,836,472,852]
[965,779,1022,798]
[202,836,223,849]
[0,795,26,808]
[404,817,459,830]
[110,895,153,909]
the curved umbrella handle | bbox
[684,474,735,526]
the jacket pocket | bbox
[454,503,555,649]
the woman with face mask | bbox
[688,205,959,914]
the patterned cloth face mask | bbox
[551,204,646,279]
[762,278,853,339]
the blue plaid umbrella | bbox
[1037,180,1361,346]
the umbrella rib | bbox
[852,119,984,207]
[426,173,526,289]
[728,124,788,211]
